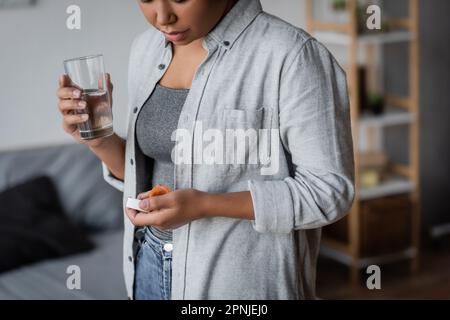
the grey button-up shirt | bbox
[103,0,355,300]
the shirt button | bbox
[130,159,134,165]
[163,243,173,252]
[133,107,138,114]
[128,256,133,262]
[223,41,230,47]
[158,64,166,70]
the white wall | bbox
[0,0,305,151]
[0,0,148,151]
[261,0,305,26]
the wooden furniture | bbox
[305,0,421,284]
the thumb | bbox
[106,73,113,92]
[59,74,71,88]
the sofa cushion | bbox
[0,144,123,231]
[0,230,126,300]
[0,176,94,273]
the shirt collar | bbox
[163,0,262,50]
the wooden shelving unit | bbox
[305,0,421,284]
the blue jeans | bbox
[134,227,172,300]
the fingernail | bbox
[73,90,81,98]
[137,193,146,200]
[78,101,87,108]
[81,114,88,121]
[139,200,147,210]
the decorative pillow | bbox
[0,176,94,273]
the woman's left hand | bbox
[125,189,208,229]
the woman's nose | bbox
[155,3,177,26]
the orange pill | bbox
[148,184,172,197]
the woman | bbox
[57,0,355,300]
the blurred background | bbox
[0,0,449,299]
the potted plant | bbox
[330,0,348,24]
[368,93,385,115]
[332,0,346,11]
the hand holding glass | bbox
[63,54,113,140]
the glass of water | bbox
[63,54,113,140]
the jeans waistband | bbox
[144,227,173,256]
[148,226,173,242]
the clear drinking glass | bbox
[63,54,113,140]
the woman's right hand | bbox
[56,74,114,148]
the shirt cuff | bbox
[248,179,294,234]
[102,162,124,192]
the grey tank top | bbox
[136,83,189,241]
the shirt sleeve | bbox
[248,38,355,234]
[102,162,125,193]
[100,33,143,194]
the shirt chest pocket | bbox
[221,107,265,128]
[205,107,275,174]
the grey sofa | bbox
[0,144,127,299]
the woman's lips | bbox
[164,30,188,42]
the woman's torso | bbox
[135,42,206,241]
[124,17,316,300]
[136,83,190,240]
